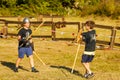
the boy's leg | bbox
[14,48,25,72]
[16,58,22,68]
[82,54,91,73]
[82,62,92,74]
[29,55,39,72]
[14,58,22,72]
[26,47,35,68]
[81,54,94,78]
[82,62,94,78]
[29,55,34,67]
[27,47,39,72]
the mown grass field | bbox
[0,16,120,80]
[0,38,120,80]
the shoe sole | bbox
[86,74,94,79]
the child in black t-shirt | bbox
[14,17,38,72]
[81,20,96,78]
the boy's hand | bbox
[33,51,35,54]
[76,28,83,43]
[80,35,82,38]
[77,35,82,43]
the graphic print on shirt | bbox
[26,31,30,38]
[25,31,30,46]
[90,34,96,42]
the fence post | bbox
[81,23,85,31]
[17,16,22,28]
[51,22,56,40]
[109,27,116,49]
[37,15,43,21]
[78,22,80,32]
[3,22,8,38]
[62,17,65,22]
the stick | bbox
[73,29,83,43]
[71,44,81,73]
[19,21,45,47]
[34,21,45,31]
[19,34,32,48]
[17,26,22,31]
[33,51,46,66]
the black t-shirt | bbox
[82,30,96,51]
[18,28,32,47]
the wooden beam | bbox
[109,27,117,49]
[51,23,56,40]
[55,22,80,25]
[95,24,113,29]
[5,21,53,25]
[82,23,113,29]
[116,27,120,30]
[8,33,51,38]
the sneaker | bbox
[85,73,94,79]
[14,67,18,72]
[88,73,94,78]
[31,68,39,73]
[84,73,89,78]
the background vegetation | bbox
[0,0,120,19]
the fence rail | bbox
[0,17,120,49]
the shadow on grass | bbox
[0,61,29,72]
[50,65,83,77]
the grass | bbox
[0,16,120,80]
[0,38,120,80]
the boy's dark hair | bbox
[85,20,95,29]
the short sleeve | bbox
[30,29,32,34]
[18,29,23,36]
[82,32,86,41]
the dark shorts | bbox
[18,47,33,58]
[81,54,94,63]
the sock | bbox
[31,67,35,70]
[88,71,92,74]
[15,67,18,69]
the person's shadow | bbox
[50,65,83,77]
[0,61,29,72]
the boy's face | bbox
[24,22,30,28]
[85,25,90,31]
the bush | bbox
[0,0,120,18]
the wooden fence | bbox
[0,16,120,49]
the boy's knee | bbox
[29,55,33,58]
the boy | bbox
[14,17,39,72]
[81,20,96,78]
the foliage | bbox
[0,0,120,19]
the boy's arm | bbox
[77,32,87,43]
[77,34,83,43]
[76,29,83,43]
[30,42,35,51]
[29,38,35,51]
[18,35,21,41]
